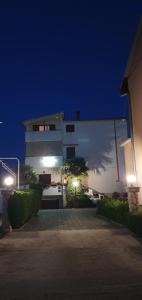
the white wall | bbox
[43,186,62,196]
[25,119,127,194]
[25,156,63,168]
[25,130,62,142]
[63,120,127,193]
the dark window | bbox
[49,124,56,131]
[66,147,75,159]
[33,125,39,131]
[66,124,75,132]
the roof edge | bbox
[23,112,64,126]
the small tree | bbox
[62,157,89,207]
[62,157,88,178]
[20,165,37,185]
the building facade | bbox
[120,18,142,204]
[24,112,127,194]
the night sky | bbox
[0,1,141,161]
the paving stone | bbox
[0,208,142,299]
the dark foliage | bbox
[8,185,42,228]
[62,157,89,177]
[97,198,142,236]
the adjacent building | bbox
[120,18,142,204]
[24,112,127,195]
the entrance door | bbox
[39,174,51,186]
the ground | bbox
[1,208,142,299]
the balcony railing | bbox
[25,130,62,142]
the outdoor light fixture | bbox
[72,178,80,204]
[3,176,14,187]
[126,174,136,185]
[72,179,79,188]
[41,156,57,167]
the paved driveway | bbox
[1,208,142,299]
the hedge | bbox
[97,198,142,236]
[8,186,42,228]
[97,198,129,225]
[76,193,92,208]
[127,212,142,235]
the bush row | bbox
[97,198,142,236]
[97,198,129,225]
[8,184,42,228]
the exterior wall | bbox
[26,141,63,156]
[25,130,62,142]
[25,156,63,169]
[128,58,142,203]
[43,186,62,196]
[25,163,62,184]
[123,140,133,179]
[63,120,127,193]
[88,169,124,194]
[25,118,127,194]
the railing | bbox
[25,130,62,142]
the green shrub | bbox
[127,212,142,235]
[30,183,43,192]
[8,187,42,228]
[66,192,91,208]
[97,198,129,225]
[65,178,92,208]
[97,198,142,236]
[77,193,92,208]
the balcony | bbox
[25,130,62,142]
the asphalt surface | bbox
[0,208,142,299]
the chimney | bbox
[76,111,80,120]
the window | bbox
[66,147,75,159]
[49,124,56,131]
[39,125,45,132]
[33,124,56,132]
[33,125,39,131]
[66,124,75,132]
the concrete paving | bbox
[1,208,142,299]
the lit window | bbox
[39,125,45,132]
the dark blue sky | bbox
[0,1,141,160]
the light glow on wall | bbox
[126,174,136,184]
[41,156,57,167]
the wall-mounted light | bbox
[72,179,79,188]
[126,174,136,186]
[41,156,57,167]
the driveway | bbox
[1,208,142,299]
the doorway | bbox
[39,174,51,186]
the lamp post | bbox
[0,175,15,236]
[0,158,20,189]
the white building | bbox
[24,112,127,195]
